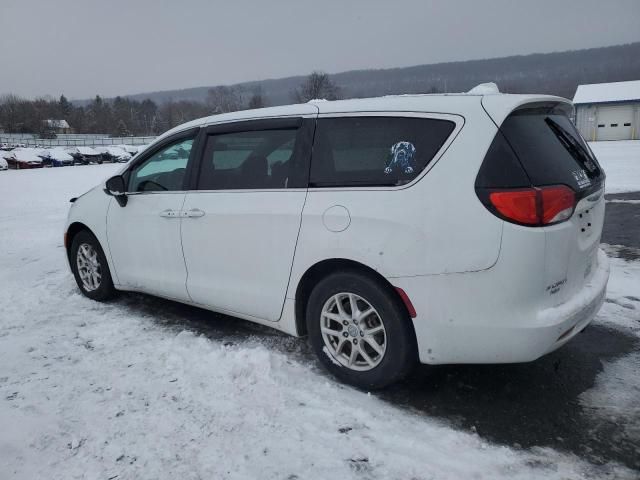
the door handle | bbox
[159,209,179,218]
[184,208,206,218]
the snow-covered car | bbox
[116,144,140,157]
[64,87,609,389]
[67,146,103,165]
[0,156,7,170]
[95,146,131,163]
[5,148,44,169]
[39,148,74,167]
[120,144,149,162]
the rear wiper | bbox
[545,118,599,175]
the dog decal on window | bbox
[385,141,416,175]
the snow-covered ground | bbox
[590,140,640,194]
[0,144,638,479]
[582,248,640,436]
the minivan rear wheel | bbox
[70,230,116,301]
[306,271,416,389]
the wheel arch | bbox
[294,258,417,337]
[65,222,97,261]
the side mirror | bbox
[104,175,128,207]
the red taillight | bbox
[540,186,576,224]
[489,189,538,225]
[488,185,575,226]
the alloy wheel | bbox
[76,243,102,292]
[320,292,387,371]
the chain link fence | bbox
[0,133,156,147]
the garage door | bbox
[596,105,634,141]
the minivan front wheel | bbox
[306,271,416,389]
[70,230,116,301]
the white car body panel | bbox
[286,108,502,291]
[106,192,189,301]
[66,186,119,284]
[65,92,609,366]
[181,189,307,321]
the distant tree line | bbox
[0,93,158,136]
[0,93,209,136]
[0,75,328,136]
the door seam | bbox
[276,113,318,321]
[178,193,194,302]
[104,197,121,285]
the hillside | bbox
[96,42,640,106]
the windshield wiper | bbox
[545,117,599,176]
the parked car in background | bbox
[67,146,103,165]
[5,148,44,169]
[39,148,75,167]
[64,88,609,389]
[116,144,140,157]
[0,156,8,171]
[95,147,114,163]
[124,144,150,162]
[95,146,132,163]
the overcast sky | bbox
[1,0,639,100]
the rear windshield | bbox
[310,117,456,187]
[499,103,604,191]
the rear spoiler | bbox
[481,94,572,127]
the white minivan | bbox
[65,90,609,389]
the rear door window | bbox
[197,129,301,190]
[310,116,456,187]
[499,104,604,192]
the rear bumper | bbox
[535,249,609,355]
[392,249,610,364]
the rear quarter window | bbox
[310,116,456,187]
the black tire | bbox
[70,230,116,301]
[306,270,417,390]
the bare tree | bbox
[248,86,266,109]
[59,94,72,117]
[0,94,28,132]
[206,86,243,114]
[293,71,341,103]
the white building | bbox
[573,80,640,141]
[43,119,72,134]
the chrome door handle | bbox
[185,208,205,218]
[159,209,179,218]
